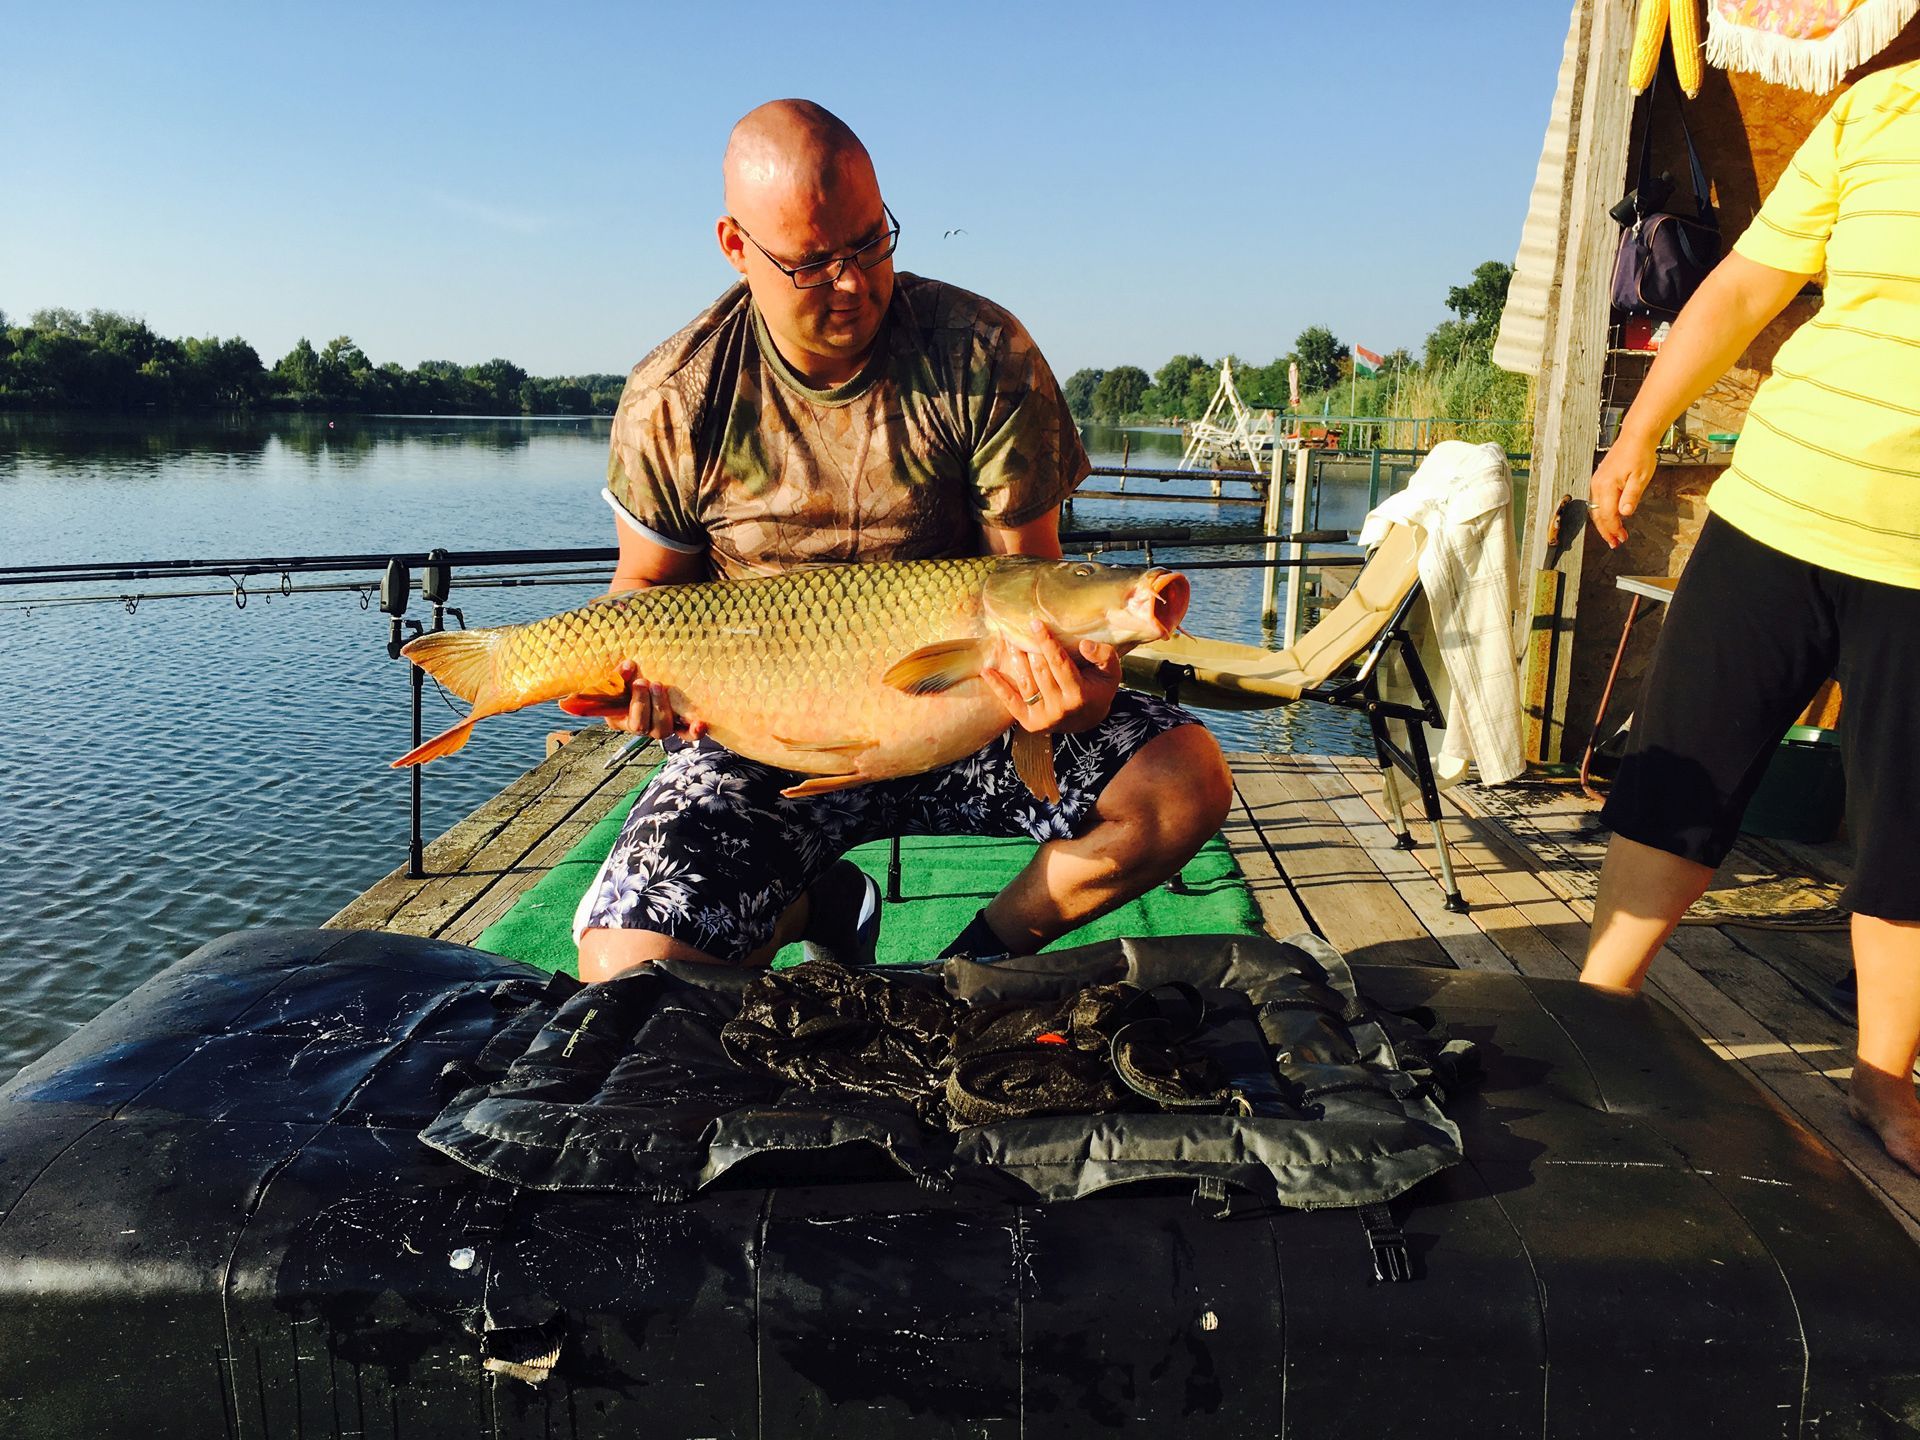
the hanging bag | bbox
[1610,55,1721,317]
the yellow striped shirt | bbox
[1717,59,1920,588]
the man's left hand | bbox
[982,619,1120,734]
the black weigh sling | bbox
[0,926,1915,1437]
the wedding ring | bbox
[1023,692,1043,705]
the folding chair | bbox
[1120,522,1469,913]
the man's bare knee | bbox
[1101,724,1233,864]
[577,927,725,982]
[1171,728,1234,839]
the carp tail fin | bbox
[393,627,510,766]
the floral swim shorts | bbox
[578,690,1201,962]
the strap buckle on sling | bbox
[1192,1174,1234,1220]
[1360,1201,1413,1283]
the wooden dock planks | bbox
[1225,753,1449,968]
[325,727,658,944]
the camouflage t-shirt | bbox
[604,273,1089,580]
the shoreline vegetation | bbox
[1063,261,1530,449]
[0,309,626,417]
[2,260,1526,442]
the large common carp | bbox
[393,556,1190,801]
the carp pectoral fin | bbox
[779,773,868,799]
[392,716,478,768]
[1011,728,1061,804]
[557,691,628,718]
[882,639,984,695]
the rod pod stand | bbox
[394,551,466,879]
[381,557,430,878]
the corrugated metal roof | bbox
[1492,1,1587,376]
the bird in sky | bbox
[944,227,967,238]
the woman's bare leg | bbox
[1580,834,1715,992]
[1848,913,1920,1177]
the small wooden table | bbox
[1616,574,1679,605]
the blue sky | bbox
[2,1,1571,380]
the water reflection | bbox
[1078,422,1189,464]
[0,411,611,475]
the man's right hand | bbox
[564,660,707,742]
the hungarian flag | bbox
[1354,345,1384,377]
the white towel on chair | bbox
[1359,440,1524,786]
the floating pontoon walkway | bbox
[328,733,1920,1242]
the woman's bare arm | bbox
[1590,252,1813,547]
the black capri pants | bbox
[1603,513,1920,921]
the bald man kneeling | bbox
[568,99,1230,980]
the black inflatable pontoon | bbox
[0,927,1916,1438]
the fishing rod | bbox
[1,533,1365,610]
[0,569,614,613]
[0,528,1355,589]
[0,545,617,579]
[1069,527,1350,549]
[0,548,618,589]
[0,552,1364,613]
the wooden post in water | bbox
[1260,442,1286,627]
[1282,445,1311,647]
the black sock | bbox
[939,908,1011,961]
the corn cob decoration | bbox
[1670,0,1703,95]
[1631,0,1670,90]
[1631,0,1705,97]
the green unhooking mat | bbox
[473,775,1261,976]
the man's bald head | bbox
[716,99,893,388]
[723,99,876,217]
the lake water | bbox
[0,413,1371,1079]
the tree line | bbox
[1063,261,1518,425]
[0,308,628,415]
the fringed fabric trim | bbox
[1707,0,1920,93]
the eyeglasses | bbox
[732,204,900,289]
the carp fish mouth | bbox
[1143,569,1190,640]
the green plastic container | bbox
[1740,725,1845,843]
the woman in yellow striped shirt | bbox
[1584,58,1920,1175]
